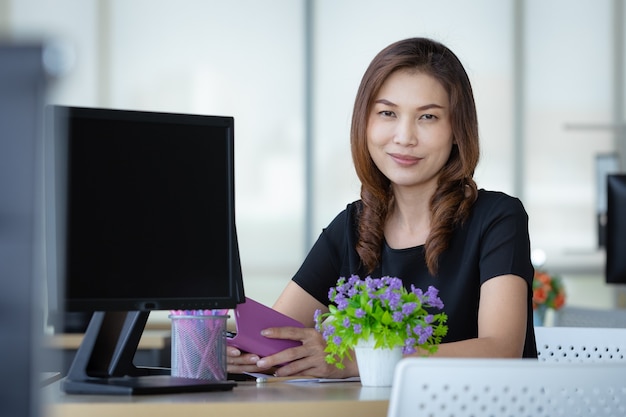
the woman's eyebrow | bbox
[417,103,445,111]
[373,99,445,111]
[373,98,396,107]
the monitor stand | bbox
[62,311,236,395]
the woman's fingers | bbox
[226,348,261,373]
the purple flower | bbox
[402,302,417,315]
[411,285,424,298]
[403,337,417,354]
[392,311,404,323]
[413,324,434,345]
[353,323,362,334]
[425,285,439,298]
[314,309,322,330]
[386,276,403,291]
[333,335,342,346]
[335,294,349,310]
[373,278,383,289]
[387,291,402,309]
[322,324,335,341]
[425,286,444,309]
[343,317,351,327]
[348,274,360,286]
[355,308,366,318]
[378,287,390,302]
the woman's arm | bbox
[416,274,528,358]
[272,281,329,327]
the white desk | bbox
[43,379,390,417]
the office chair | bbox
[387,358,626,417]
[534,326,626,362]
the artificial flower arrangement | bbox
[532,270,566,310]
[314,275,448,369]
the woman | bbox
[227,37,536,379]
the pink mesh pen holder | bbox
[169,312,229,381]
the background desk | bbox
[44,379,390,417]
[42,330,172,374]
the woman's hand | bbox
[251,326,358,379]
[226,282,358,378]
[226,346,268,375]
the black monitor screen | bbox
[48,106,243,312]
[606,174,626,284]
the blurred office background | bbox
[2,0,624,311]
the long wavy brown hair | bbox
[350,38,479,276]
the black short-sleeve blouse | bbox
[292,190,537,358]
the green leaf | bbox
[381,310,393,325]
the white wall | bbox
[525,0,613,257]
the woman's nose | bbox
[393,118,417,146]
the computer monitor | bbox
[606,174,626,284]
[45,105,244,394]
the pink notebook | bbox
[227,297,304,357]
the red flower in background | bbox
[532,270,566,310]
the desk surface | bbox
[44,379,390,417]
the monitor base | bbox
[62,375,236,395]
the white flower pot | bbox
[354,337,403,387]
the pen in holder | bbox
[169,310,229,381]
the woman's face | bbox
[366,69,453,194]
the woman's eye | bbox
[379,110,395,117]
[420,114,437,120]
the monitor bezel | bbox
[46,105,244,313]
[606,173,626,284]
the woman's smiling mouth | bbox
[389,153,421,166]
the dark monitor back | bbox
[606,174,626,284]
[47,106,244,313]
